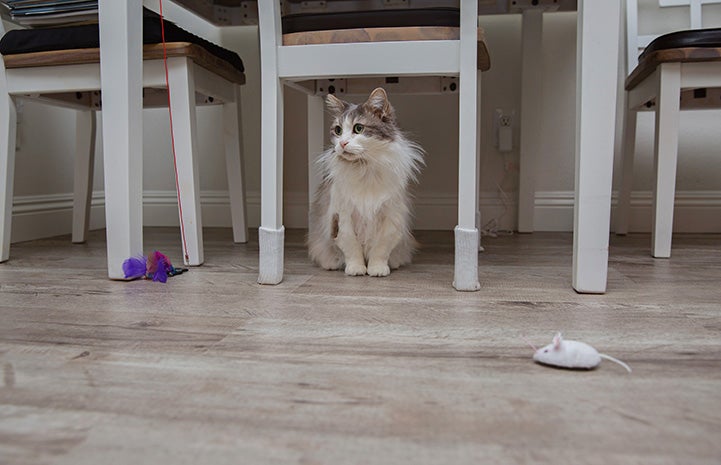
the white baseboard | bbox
[11,193,106,243]
[534,190,721,233]
[10,189,721,243]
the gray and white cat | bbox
[307,88,424,277]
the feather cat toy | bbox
[122,251,187,283]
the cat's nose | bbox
[340,140,349,149]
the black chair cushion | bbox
[640,27,721,59]
[281,8,460,34]
[0,8,243,72]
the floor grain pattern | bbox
[0,228,720,464]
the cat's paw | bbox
[367,261,391,277]
[344,262,367,276]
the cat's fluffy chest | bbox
[329,157,404,219]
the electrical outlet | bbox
[495,109,514,128]
[494,108,515,153]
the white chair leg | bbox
[258,0,285,285]
[72,110,97,244]
[615,105,637,236]
[307,94,325,235]
[168,57,203,266]
[0,96,17,263]
[258,77,285,285]
[223,85,248,244]
[454,0,480,291]
[651,63,681,259]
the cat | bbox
[307,88,424,277]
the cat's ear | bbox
[365,88,394,122]
[326,94,348,116]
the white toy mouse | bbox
[532,332,632,373]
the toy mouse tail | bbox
[600,354,632,373]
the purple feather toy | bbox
[122,256,147,280]
[122,251,187,282]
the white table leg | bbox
[615,103,638,236]
[99,0,144,279]
[476,69,483,252]
[572,0,622,293]
[72,110,96,244]
[307,94,325,235]
[518,8,544,233]
[224,85,248,244]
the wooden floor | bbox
[1,228,720,464]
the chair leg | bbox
[258,78,285,285]
[168,57,203,266]
[454,0,480,291]
[307,94,325,236]
[0,96,17,263]
[223,85,248,244]
[258,0,286,284]
[651,63,681,259]
[615,105,637,236]
[476,70,483,252]
[72,110,97,244]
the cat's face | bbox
[326,88,398,163]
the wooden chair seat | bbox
[3,42,246,85]
[282,27,491,72]
[279,6,490,71]
[0,7,244,82]
[626,28,721,90]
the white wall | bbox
[7,0,721,244]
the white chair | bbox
[616,0,721,257]
[257,0,488,290]
[0,9,248,267]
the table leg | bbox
[518,8,543,234]
[572,0,622,293]
[98,0,144,279]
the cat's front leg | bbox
[366,217,402,277]
[335,213,366,276]
[367,260,390,277]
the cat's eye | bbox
[353,123,365,134]
[333,125,342,136]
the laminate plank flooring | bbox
[0,228,720,464]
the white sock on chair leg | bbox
[453,226,480,291]
[258,226,284,285]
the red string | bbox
[158,0,190,263]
